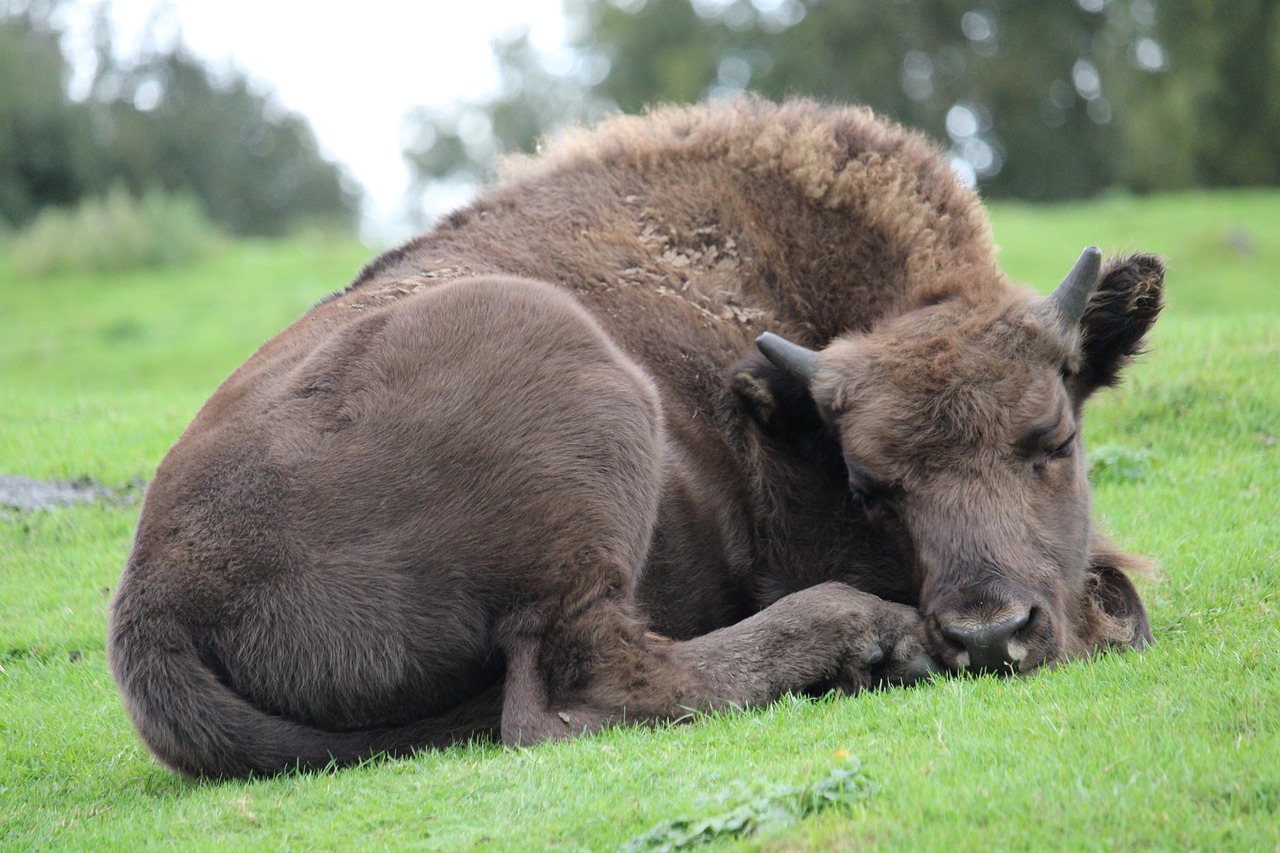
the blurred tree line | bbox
[405,0,1279,207]
[0,0,358,235]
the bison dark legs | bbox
[495,582,933,747]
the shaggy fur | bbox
[109,97,1163,779]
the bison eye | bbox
[850,488,892,518]
[848,480,894,515]
[1046,433,1077,462]
[849,487,875,511]
[847,465,874,509]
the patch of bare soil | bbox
[0,476,141,512]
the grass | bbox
[2,190,1278,850]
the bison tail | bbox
[108,598,497,779]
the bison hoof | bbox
[836,601,938,692]
[898,651,941,684]
[873,632,939,688]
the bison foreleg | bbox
[499,582,935,747]
[673,582,936,703]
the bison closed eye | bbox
[108,97,1163,779]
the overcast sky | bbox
[94,0,569,239]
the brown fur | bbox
[109,97,1163,779]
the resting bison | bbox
[109,98,1163,779]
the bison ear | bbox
[1072,253,1165,399]
[731,356,782,428]
[1080,539,1154,653]
[729,352,830,446]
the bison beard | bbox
[109,97,1163,779]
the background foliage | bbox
[0,0,359,236]
[4,0,1275,234]
[10,186,219,276]
[404,0,1280,211]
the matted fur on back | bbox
[337,97,1002,369]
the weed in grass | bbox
[620,759,876,851]
[1088,444,1153,485]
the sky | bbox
[94,0,569,239]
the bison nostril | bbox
[939,608,1032,673]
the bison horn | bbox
[1048,246,1103,327]
[756,332,818,384]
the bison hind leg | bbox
[499,624,609,746]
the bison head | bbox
[752,249,1163,674]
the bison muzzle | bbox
[108,97,1164,778]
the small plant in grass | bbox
[620,758,875,851]
[10,187,222,277]
[1088,443,1154,484]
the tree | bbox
[572,0,1132,200]
[96,47,360,235]
[1116,0,1280,190]
[0,1,360,235]
[0,6,100,227]
[401,28,609,219]
[402,0,1279,206]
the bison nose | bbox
[940,609,1032,673]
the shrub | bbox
[10,187,222,277]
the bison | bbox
[109,98,1163,779]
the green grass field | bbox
[2,190,1277,850]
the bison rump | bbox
[109,275,668,776]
